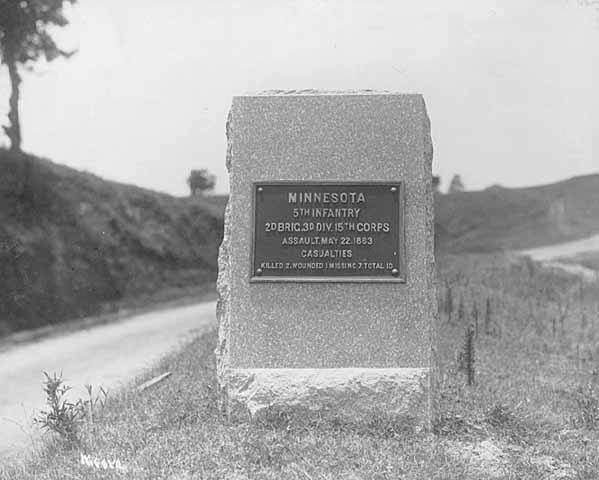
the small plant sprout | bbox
[84,383,108,425]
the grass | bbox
[3,253,599,479]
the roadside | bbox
[518,233,599,280]
[518,234,599,261]
[3,253,598,479]
[0,284,216,353]
[0,299,217,458]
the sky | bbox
[0,0,597,195]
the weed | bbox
[34,372,107,446]
[83,383,108,425]
[463,326,475,385]
[34,372,84,445]
[457,326,475,385]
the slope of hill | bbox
[435,174,599,253]
[205,175,599,255]
[0,149,223,335]
[2,148,596,334]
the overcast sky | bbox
[0,0,597,195]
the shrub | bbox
[34,372,107,446]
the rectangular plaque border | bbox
[249,181,407,284]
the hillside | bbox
[199,175,599,255]
[435,174,599,253]
[2,149,596,335]
[0,149,223,335]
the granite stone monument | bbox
[216,91,437,429]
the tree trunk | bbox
[3,53,22,152]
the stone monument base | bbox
[222,367,432,429]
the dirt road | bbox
[519,234,599,279]
[519,234,599,261]
[0,301,216,458]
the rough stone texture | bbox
[225,368,429,425]
[216,91,437,426]
[215,111,234,392]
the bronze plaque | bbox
[251,182,405,282]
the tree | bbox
[0,0,76,152]
[187,169,216,196]
[448,174,465,194]
[432,175,441,193]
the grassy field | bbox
[3,253,599,479]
